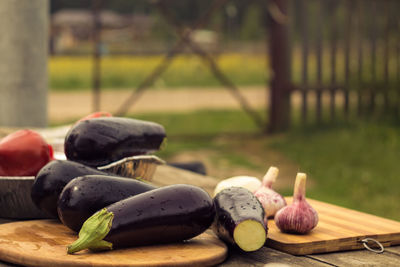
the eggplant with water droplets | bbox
[31,160,109,218]
[58,175,156,232]
[212,187,267,252]
[64,117,166,167]
[67,184,215,254]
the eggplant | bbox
[64,117,166,167]
[31,160,109,218]
[67,184,215,254]
[58,175,156,232]
[212,187,267,252]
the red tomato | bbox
[0,130,54,176]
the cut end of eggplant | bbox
[233,219,266,252]
[213,187,267,252]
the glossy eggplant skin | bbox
[104,184,215,248]
[58,175,156,232]
[31,160,108,218]
[212,187,266,245]
[64,117,166,167]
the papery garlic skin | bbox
[274,200,319,234]
[254,166,287,218]
[274,172,318,234]
[254,186,287,218]
[213,176,262,197]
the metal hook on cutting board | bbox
[360,238,384,254]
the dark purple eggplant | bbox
[58,175,156,232]
[64,117,166,167]
[212,187,267,252]
[67,184,215,254]
[31,160,108,218]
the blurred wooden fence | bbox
[88,0,400,133]
[284,0,400,127]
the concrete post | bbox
[0,0,49,127]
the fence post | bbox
[267,0,291,133]
[92,0,102,113]
[0,0,48,127]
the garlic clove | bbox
[213,175,262,197]
[261,166,279,188]
[274,172,318,234]
[254,166,287,219]
[254,187,287,218]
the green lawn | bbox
[129,110,400,221]
[50,50,399,91]
[49,54,268,91]
[271,121,400,221]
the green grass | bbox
[134,109,265,172]
[49,54,268,91]
[134,109,261,137]
[127,110,400,221]
[270,120,400,221]
[49,49,400,91]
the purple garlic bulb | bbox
[274,172,318,234]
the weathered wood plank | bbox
[219,247,329,267]
[0,261,18,267]
[386,246,400,256]
[308,248,400,267]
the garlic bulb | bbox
[213,176,262,197]
[274,172,318,234]
[254,166,287,219]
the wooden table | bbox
[1,165,400,266]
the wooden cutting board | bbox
[266,197,400,255]
[0,220,227,267]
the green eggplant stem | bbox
[67,208,114,254]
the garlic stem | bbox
[293,172,307,201]
[262,166,279,188]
